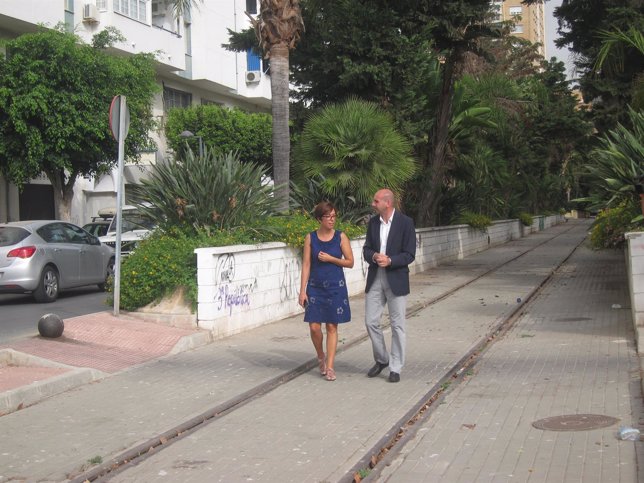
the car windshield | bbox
[107,211,155,234]
[0,227,30,246]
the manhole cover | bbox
[532,414,619,431]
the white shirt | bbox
[379,209,395,254]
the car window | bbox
[37,223,69,243]
[83,223,109,237]
[0,227,30,246]
[63,223,92,244]
[107,211,155,234]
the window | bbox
[509,6,522,16]
[64,0,74,31]
[163,86,192,111]
[490,4,502,22]
[114,0,147,22]
[512,24,524,33]
[96,0,107,10]
[246,49,262,71]
[246,0,257,14]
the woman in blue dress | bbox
[298,201,354,381]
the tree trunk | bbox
[416,55,458,227]
[47,170,75,221]
[270,43,291,213]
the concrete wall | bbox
[624,232,644,395]
[625,232,644,347]
[195,215,562,338]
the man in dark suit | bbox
[363,189,416,382]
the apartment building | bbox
[491,0,547,57]
[0,0,270,225]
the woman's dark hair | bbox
[313,201,336,220]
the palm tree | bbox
[174,0,303,212]
[167,0,198,18]
[595,27,644,111]
[294,98,417,205]
[247,1,304,212]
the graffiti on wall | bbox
[213,253,257,315]
[279,258,300,302]
[217,280,258,315]
[215,254,235,284]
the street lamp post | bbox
[179,130,204,157]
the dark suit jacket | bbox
[363,211,416,296]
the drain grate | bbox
[532,414,620,431]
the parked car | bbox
[96,205,155,255]
[0,220,115,302]
[82,217,110,237]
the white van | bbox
[96,205,155,255]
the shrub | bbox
[129,150,277,234]
[260,211,366,248]
[290,177,373,224]
[457,211,492,230]
[589,200,643,249]
[165,104,272,168]
[578,108,644,211]
[518,212,533,226]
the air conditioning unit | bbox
[245,71,261,84]
[82,3,99,22]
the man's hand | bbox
[373,253,391,267]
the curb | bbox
[0,328,215,416]
[0,349,107,415]
[169,330,214,355]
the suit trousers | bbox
[365,268,407,373]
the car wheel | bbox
[98,257,115,291]
[34,266,60,303]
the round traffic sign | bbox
[109,95,130,141]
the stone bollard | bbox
[38,313,64,338]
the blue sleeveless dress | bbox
[304,230,351,324]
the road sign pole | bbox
[113,96,127,317]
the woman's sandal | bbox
[318,356,327,376]
[325,367,336,381]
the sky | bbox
[544,0,576,79]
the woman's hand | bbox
[318,250,333,263]
[298,293,308,308]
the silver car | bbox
[0,221,115,302]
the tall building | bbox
[0,0,270,224]
[491,0,547,57]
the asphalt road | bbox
[0,288,110,344]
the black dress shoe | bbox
[388,372,400,383]
[367,362,389,378]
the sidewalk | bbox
[0,219,641,482]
